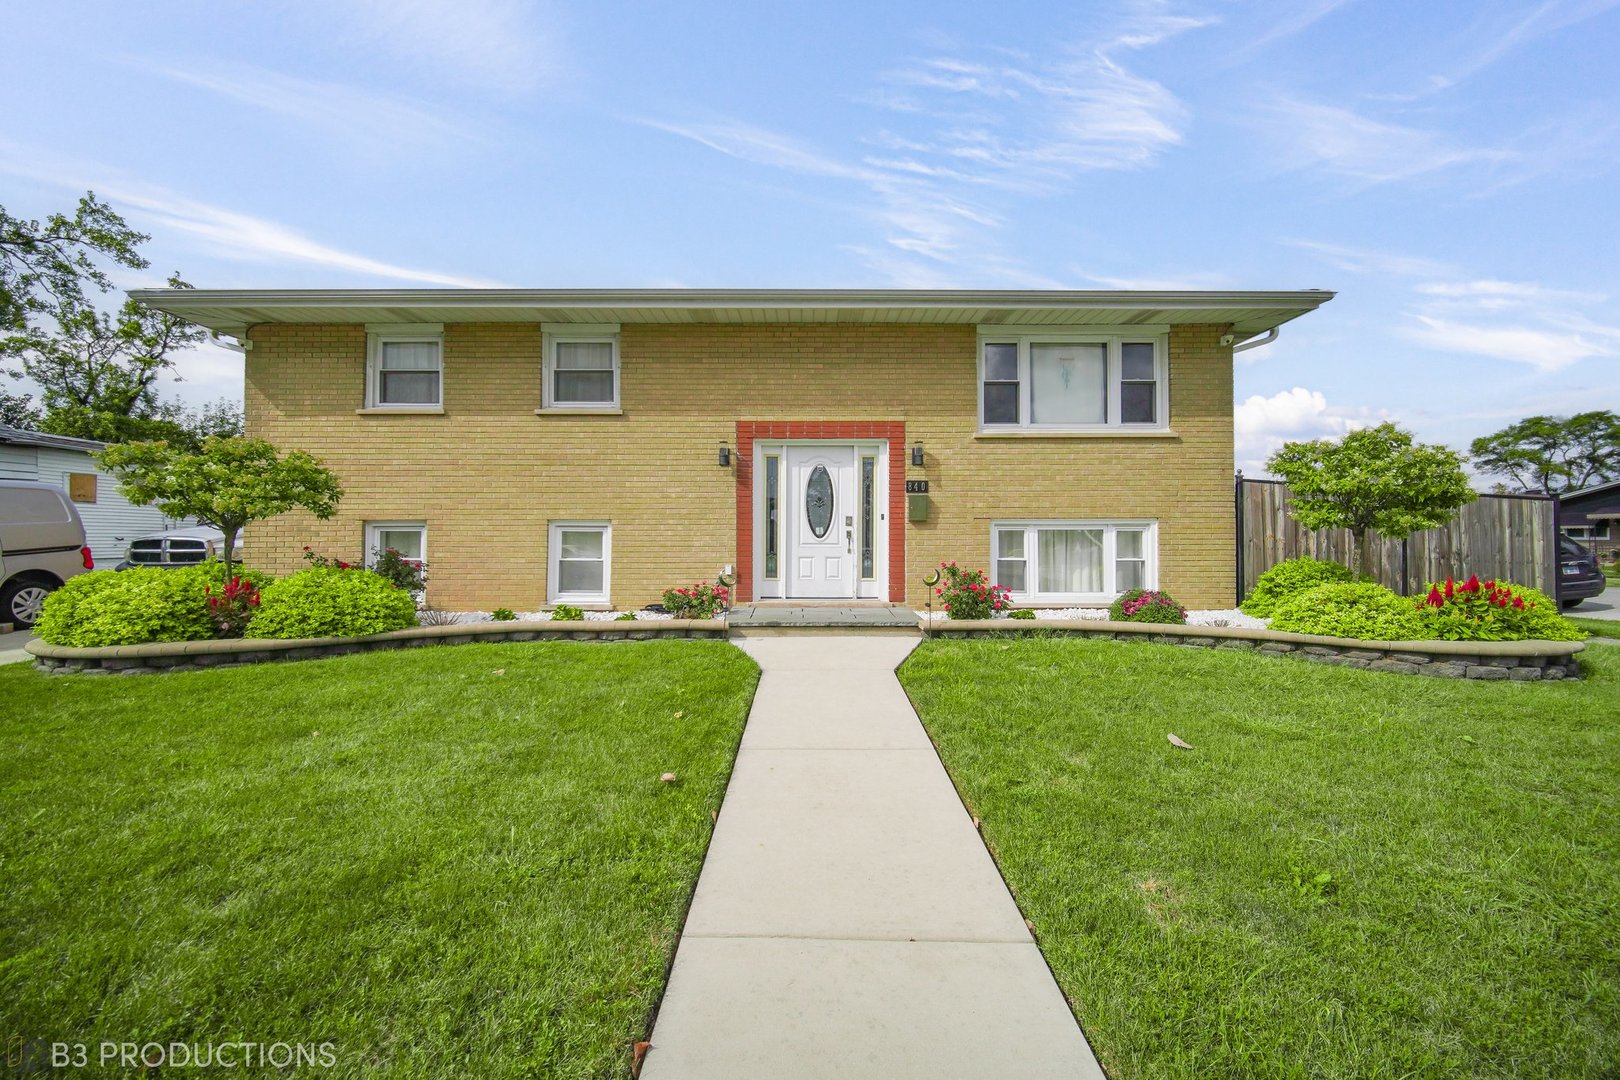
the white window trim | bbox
[542,328,621,411]
[990,519,1158,604]
[365,327,444,409]
[364,521,427,567]
[977,330,1169,433]
[548,521,612,605]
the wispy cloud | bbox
[1261,99,1514,185]
[1402,316,1620,371]
[312,0,554,96]
[645,1,1215,283]
[142,61,485,148]
[1423,0,1620,92]
[1283,238,1456,278]
[1225,0,1357,60]
[0,147,503,287]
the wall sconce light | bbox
[911,441,925,467]
[717,441,732,467]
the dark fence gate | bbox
[1235,477,1557,603]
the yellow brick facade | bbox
[243,322,1236,609]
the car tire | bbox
[1,577,56,631]
[1561,598,1583,610]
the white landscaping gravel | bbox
[432,609,676,624]
[916,606,1269,629]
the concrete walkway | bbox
[0,628,35,666]
[642,634,1103,1079]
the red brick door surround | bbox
[735,421,907,603]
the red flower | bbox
[1426,585,1443,607]
[1443,579,1454,599]
[1463,574,1480,593]
[1512,596,1525,610]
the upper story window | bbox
[542,324,620,410]
[365,324,443,409]
[979,333,1167,431]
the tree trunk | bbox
[1351,528,1373,581]
[221,526,238,583]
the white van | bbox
[0,480,93,629]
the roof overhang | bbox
[128,288,1334,341]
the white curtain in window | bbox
[555,341,615,403]
[1030,344,1106,424]
[1038,528,1103,593]
[379,341,440,403]
[558,529,605,593]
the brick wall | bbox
[244,322,1237,609]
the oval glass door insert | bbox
[805,465,834,538]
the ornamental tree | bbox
[97,437,344,581]
[1266,422,1476,578]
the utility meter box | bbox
[907,492,930,523]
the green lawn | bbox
[900,639,1619,1079]
[0,641,758,1078]
[1569,616,1620,639]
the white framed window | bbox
[548,521,611,604]
[366,324,443,408]
[991,520,1157,602]
[364,521,427,568]
[542,325,620,410]
[978,332,1168,431]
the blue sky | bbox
[3,0,1617,473]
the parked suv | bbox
[114,526,226,569]
[1559,535,1607,609]
[0,480,94,629]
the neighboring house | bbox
[0,424,187,566]
[1559,478,1620,558]
[130,288,1335,611]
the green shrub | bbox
[614,611,638,621]
[1414,576,1584,641]
[490,607,517,622]
[36,563,275,647]
[1109,589,1187,624]
[550,604,585,621]
[1007,608,1037,620]
[1269,582,1429,641]
[1241,557,1363,617]
[245,568,418,640]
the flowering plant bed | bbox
[934,562,1013,620]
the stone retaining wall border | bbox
[26,619,729,675]
[927,619,1586,681]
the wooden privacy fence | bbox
[1236,478,1557,602]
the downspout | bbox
[209,330,252,353]
[1231,327,1279,354]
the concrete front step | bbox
[727,604,921,631]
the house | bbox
[1560,478,1620,558]
[128,289,1335,611]
[0,424,187,566]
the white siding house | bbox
[0,425,188,565]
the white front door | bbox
[787,445,856,598]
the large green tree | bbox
[1267,422,1477,577]
[2,193,225,446]
[0,192,148,338]
[98,437,344,582]
[1469,411,1620,494]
